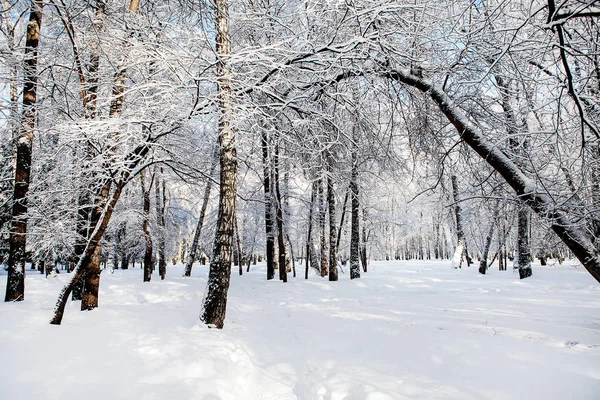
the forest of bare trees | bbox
[1,0,599,328]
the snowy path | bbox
[1,261,599,399]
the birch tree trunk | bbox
[350,140,360,280]
[450,175,467,269]
[5,1,43,302]
[200,0,237,328]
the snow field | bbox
[1,260,599,399]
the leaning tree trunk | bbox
[479,202,500,274]
[385,68,600,283]
[327,165,338,282]
[349,141,361,280]
[262,129,276,280]
[199,0,237,329]
[184,149,217,277]
[273,137,287,282]
[5,1,43,302]
[141,170,154,282]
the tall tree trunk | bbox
[305,179,316,279]
[141,170,154,282]
[350,144,360,280]
[262,129,275,280]
[185,149,217,276]
[274,137,287,282]
[155,168,167,280]
[5,1,43,302]
[327,166,338,282]
[318,177,328,277]
[479,202,499,274]
[200,0,237,329]
[516,207,532,278]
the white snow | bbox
[1,260,599,399]
[451,242,464,269]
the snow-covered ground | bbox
[1,260,599,399]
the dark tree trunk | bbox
[318,177,328,277]
[81,245,101,310]
[235,214,243,276]
[262,129,275,280]
[361,208,368,273]
[5,1,43,302]
[200,0,236,329]
[350,146,360,280]
[185,149,217,277]
[274,138,287,282]
[516,206,532,278]
[327,167,338,282]
[305,180,317,279]
[155,168,167,280]
[141,170,154,282]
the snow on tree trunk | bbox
[262,129,275,280]
[141,170,154,283]
[350,142,360,280]
[450,175,467,269]
[318,177,328,277]
[5,1,43,302]
[199,0,237,329]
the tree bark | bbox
[141,170,154,282]
[5,1,43,302]
[318,177,328,277]
[200,0,237,329]
[262,128,275,280]
[155,168,167,280]
[327,165,338,282]
[274,137,287,282]
[350,143,360,280]
[451,175,467,269]
[361,207,368,273]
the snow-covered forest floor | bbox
[1,261,599,400]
